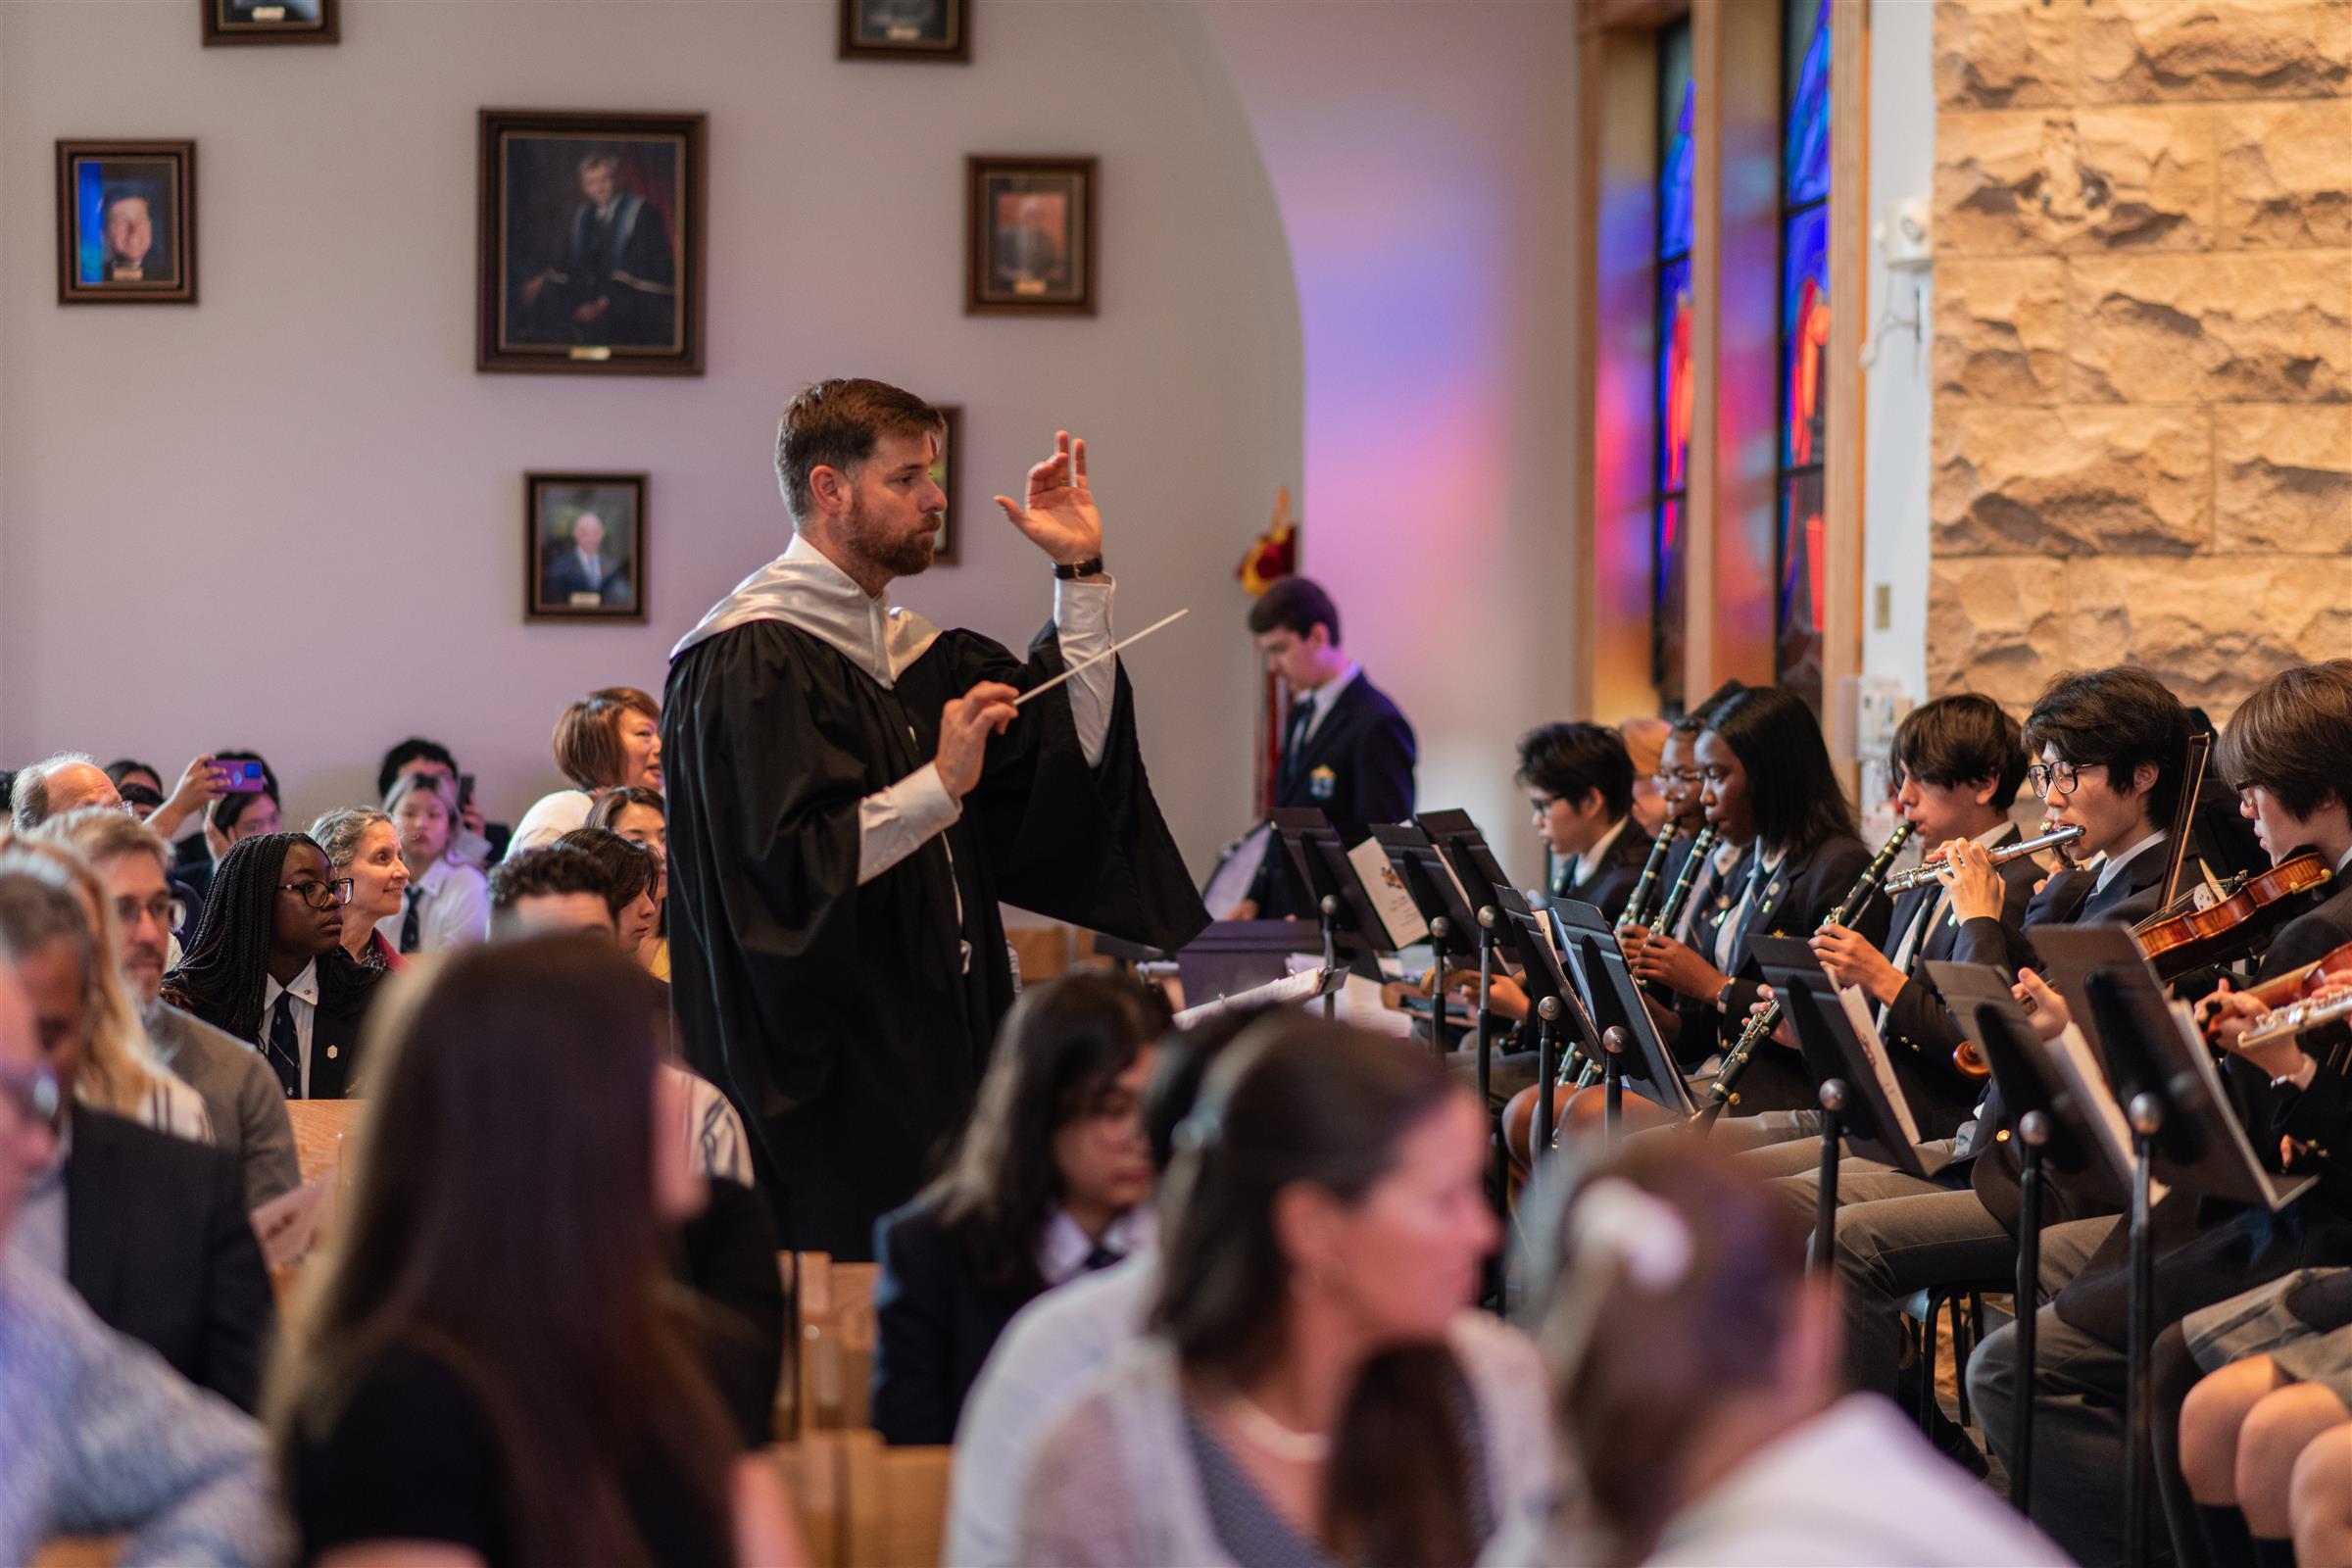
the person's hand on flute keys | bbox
[936,682,1019,799]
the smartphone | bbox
[216,760,268,793]
[458,773,476,814]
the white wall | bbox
[1859,0,1936,701]
[1201,0,1583,882]
[0,0,1300,875]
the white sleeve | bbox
[1053,576,1115,768]
[858,761,964,885]
[426,866,493,950]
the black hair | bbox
[1667,679,1745,740]
[2218,660,2352,823]
[209,749,281,834]
[487,846,611,913]
[924,972,1172,1296]
[2024,667,2191,827]
[162,832,380,1045]
[104,759,163,790]
[1247,577,1343,646]
[1699,685,1855,856]
[553,828,655,918]
[1515,722,1636,819]
[1144,1004,1272,1173]
[1891,693,2027,811]
[376,738,459,800]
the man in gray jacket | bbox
[33,808,298,1210]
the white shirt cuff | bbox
[857,761,963,885]
[1054,574,1115,767]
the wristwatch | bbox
[1054,556,1104,580]
[1715,977,1739,1010]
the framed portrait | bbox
[527,472,647,623]
[929,405,961,565]
[966,155,1096,317]
[840,0,967,61]
[55,140,197,306]
[202,0,338,45]
[478,110,706,375]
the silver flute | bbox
[1881,823,2083,895]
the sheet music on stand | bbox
[1751,933,1926,1168]
[1200,822,1272,919]
[1547,900,1695,1114]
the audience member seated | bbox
[871,972,1170,1446]
[172,751,285,907]
[952,1004,1266,1566]
[105,758,168,820]
[0,770,13,833]
[163,834,384,1100]
[382,772,491,955]
[10,754,123,829]
[1017,1015,1549,1566]
[0,840,211,1142]
[510,687,664,853]
[29,810,299,1209]
[556,827,664,978]
[308,808,410,970]
[587,784,669,977]
[0,854,275,1411]
[1501,1136,2058,1566]
[377,735,503,864]
[270,937,805,1568]
[1620,715,1672,838]
[0,961,285,1568]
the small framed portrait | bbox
[202,0,338,46]
[840,0,967,61]
[478,110,706,375]
[527,472,646,622]
[55,140,197,306]
[966,155,1096,317]
[929,405,961,565]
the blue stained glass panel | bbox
[1659,21,1695,261]
[1653,496,1687,709]
[1780,205,1829,471]
[1786,0,1830,207]
[1657,256,1693,495]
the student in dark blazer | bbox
[161,833,383,1099]
[1237,578,1417,919]
[62,1104,274,1412]
[1517,721,1654,923]
[870,974,1169,1446]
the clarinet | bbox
[1647,825,1721,947]
[1563,826,1720,1092]
[1614,826,1683,937]
[1691,820,1916,1124]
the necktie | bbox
[1082,1243,1123,1273]
[1280,697,1315,791]
[268,991,301,1098]
[400,887,424,955]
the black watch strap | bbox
[1054,556,1105,579]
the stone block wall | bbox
[1930,0,2352,717]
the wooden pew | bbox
[30,1537,122,1568]
[283,1098,363,1187]
[788,1252,878,1436]
[771,1432,954,1568]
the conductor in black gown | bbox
[662,379,1207,1258]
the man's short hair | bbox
[29,806,172,878]
[1246,577,1342,646]
[376,737,458,800]
[577,152,619,176]
[488,846,612,937]
[9,753,99,830]
[553,827,654,917]
[773,378,945,524]
[2025,667,2192,824]
[1892,693,2028,811]
[1514,722,1636,819]
[2219,660,2352,822]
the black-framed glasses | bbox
[280,877,355,910]
[2026,760,2082,799]
[1529,794,1559,817]
[0,1057,61,1128]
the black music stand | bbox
[1271,808,1395,1017]
[1495,889,1605,1164]
[1931,957,2138,1515]
[2029,925,2314,1567]
[1373,822,1484,1055]
[1418,809,1531,1202]
[1550,899,1696,1121]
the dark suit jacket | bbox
[673,1176,786,1449]
[1877,826,2044,1140]
[1254,673,1417,917]
[868,1194,1041,1446]
[249,965,377,1101]
[1555,819,1657,926]
[65,1105,274,1412]
[544,550,633,608]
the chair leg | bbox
[1952,1294,1975,1429]
[1920,1293,1942,1428]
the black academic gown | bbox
[662,618,1206,1259]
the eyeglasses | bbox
[279,878,355,910]
[0,1058,61,1128]
[2026,760,2082,799]
[1651,768,1703,789]
[1529,795,1559,817]
[114,894,178,932]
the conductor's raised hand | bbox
[995,431,1102,567]
[934,681,1020,799]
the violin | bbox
[2132,852,2332,980]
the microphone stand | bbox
[1532,996,1561,1165]
[1318,895,1342,1020]
[1811,1078,1846,1278]
[2013,1109,2049,1514]
[1425,914,1452,1058]
[1602,1025,1628,1143]
[2126,1093,2165,1568]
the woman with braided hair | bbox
[162,832,383,1099]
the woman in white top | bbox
[1018,1014,1549,1567]
[1499,1135,2062,1567]
[381,773,490,955]
[0,841,211,1144]
[509,686,663,853]
[309,808,411,970]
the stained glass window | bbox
[1776,0,1829,708]
[1653,18,1695,711]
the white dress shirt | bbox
[374,855,492,954]
[1033,1203,1156,1290]
[2092,828,2167,898]
[1714,846,1788,983]
[261,959,319,1098]
[671,1064,752,1186]
[1571,815,1633,893]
